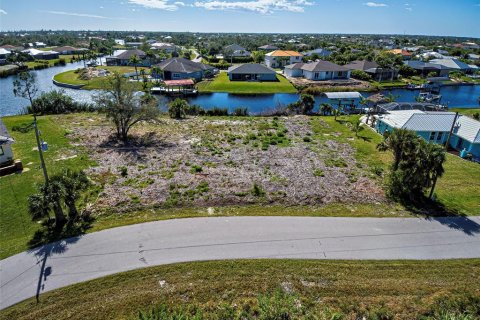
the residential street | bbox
[1,216,480,310]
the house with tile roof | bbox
[265,50,303,69]
[386,49,412,60]
[284,60,350,81]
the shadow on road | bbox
[425,216,480,236]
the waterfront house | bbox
[404,60,451,77]
[153,57,214,81]
[0,48,11,65]
[224,44,251,58]
[284,60,350,81]
[0,44,23,52]
[343,60,397,81]
[227,63,277,81]
[105,49,150,67]
[51,46,88,55]
[429,58,474,73]
[22,48,59,60]
[0,119,14,167]
[373,110,480,159]
[265,50,303,69]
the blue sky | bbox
[0,0,479,37]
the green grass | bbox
[196,72,297,94]
[25,55,76,69]
[53,66,147,90]
[371,80,408,89]
[1,259,478,320]
[450,108,480,117]
[0,115,96,259]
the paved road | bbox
[2,216,480,309]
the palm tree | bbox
[424,143,446,199]
[377,129,420,171]
[333,108,340,121]
[129,54,141,80]
[151,66,162,85]
[320,103,331,116]
[352,118,364,138]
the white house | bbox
[0,48,11,65]
[265,50,303,69]
[114,39,125,46]
[151,42,177,54]
[0,119,14,167]
[224,44,251,58]
[284,61,351,81]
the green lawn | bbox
[196,72,297,94]
[25,55,76,69]
[1,259,478,320]
[0,115,96,259]
[53,66,147,90]
[450,108,480,117]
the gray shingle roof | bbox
[301,61,350,72]
[155,57,213,73]
[228,63,276,74]
[116,49,146,60]
[343,60,379,71]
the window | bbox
[429,132,436,140]
[172,73,180,79]
[436,132,443,141]
[0,146,3,156]
[314,72,319,79]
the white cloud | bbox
[405,7,412,11]
[193,0,313,14]
[0,9,7,15]
[174,1,185,5]
[128,0,180,11]
[363,2,387,7]
[43,10,122,19]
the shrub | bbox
[232,107,248,116]
[168,98,188,119]
[251,183,266,197]
[30,90,95,114]
[351,70,372,81]
[303,136,312,142]
[190,165,203,174]
[118,166,128,177]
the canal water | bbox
[1,63,479,116]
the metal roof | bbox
[324,92,363,99]
[403,112,456,132]
[455,115,480,144]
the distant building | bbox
[303,48,332,58]
[51,46,88,55]
[284,60,350,81]
[105,49,150,66]
[258,44,279,51]
[386,49,412,60]
[22,48,59,60]
[227,63,277,81]
[404,60,451,77]
[468,53,479,61]
[34,42,46,48]
[224,44,251,58]
[0,48,11,65]
[114,39,125,46]
[153,57,214,81]
[265,50,303,69]
[343,60,397,81]
[151,42,177,54]
[429,58,475,73]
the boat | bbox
[418,92,442,103]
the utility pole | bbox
[445,112,459,150]
[32,112,49,183]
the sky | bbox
[0,0,479,37]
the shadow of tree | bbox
[401,197,480,236]
[27,217,93,304]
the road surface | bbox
[1,216,480,309]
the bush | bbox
[168,98,188,119]
[232,107,248,116]
[251,183,266,197]
[30,90,95,114]
[351,70,372,81]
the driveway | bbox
[1,216,480,309]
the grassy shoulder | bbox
[1,259,479,320]
[0,115,96,259]
[196,72,297,94]
[53,66,147,90]
[450,108,480,117]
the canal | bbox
[1,63,479,116]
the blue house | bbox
[227,64,277,81]
[374,110,480,159]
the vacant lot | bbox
[68,114,386,213]
[2,259,479,320]
[196,72,297,94]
